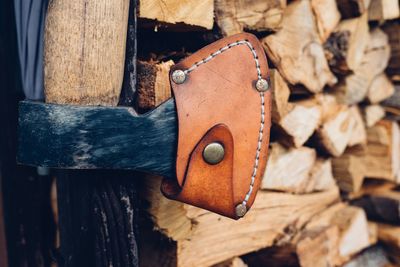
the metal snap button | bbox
[256,78,269,92]
[235,203,247,218]
[172,69,186,84]
[203,142,225,165]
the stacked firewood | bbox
[136,0,400,266]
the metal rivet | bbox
[203,142,225,165]
[172,69,186,84]
[235,204,247,218]
[256,78,269,92]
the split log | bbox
[44,0,130,106]
[262,0,337,93]
[140,176,340,267]
[363,105,386,128]
[364,120,400,181]
[270,70,321,147]
[307,158,337,192]
[295,204,374,266]
[331,28,390,105]
[136,60,174,111]
[261,143,316,193]
[262,143,336,193]
[348,106,367,146]
[336,0,371,18]
[332,146,366,193]
[214,0,286,36]
[368,0,400,21]
[382,85,400,120]
[138,0,214,30]
[324,13,369,74]
[366,73,395,104]
[315,105,356,157]
[348,179,397,200]
[274,100,322,148]
[382,22,400,79]
[310,0,341,42]
[378,223,400,248]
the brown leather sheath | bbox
[161,33,271,219]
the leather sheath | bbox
[161,33,271,219]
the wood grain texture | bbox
[214,0,286,36]
[44,0,130,106]
[138,0,214,29]
[18,99,177,176]
[262,0,337,93]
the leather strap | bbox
[162,33,271,219]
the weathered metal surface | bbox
[18,99,177,177]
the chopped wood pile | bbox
[136,0,400,266]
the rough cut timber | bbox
[336,0,371,19]
[366,73,395,104]
[275,100,322,148]
[214,0,286,36]
[261,143,317,193]
[332,146,366,193]
[368,0,400,21]
[140,176,340,267]
[44,0,130,106]
[307,158,337,192]
[348,106,367,146]
[270,70,322,148]
[331,28,391,105]
[310,0,341,42]
[136,60,174,111]
[297,204,374,266]
[382,22,400,78]
[262,0,337,93]
[364,120,400,182]
[325,13,369,74]
[138,0,214,30]
[315,105,356,157]
[363,105,386,128]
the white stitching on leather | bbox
[183,40,266,208]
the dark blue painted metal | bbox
[18,99,178,177]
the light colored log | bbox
[332,146,366,193]
[214,0,286,36]
[141,176,340,267]
[136,60,174,111]
[262,0,337,93]
[44,0,130,106]
[306,158,337,192]
[138,0,214,29]
[364,120,400,182]
[366,73,395,104]
[368,0,400,21]
[315,105,356,157]
[348,106,367,146]
[276,101,322,148]
[261,143,317,193]
[299,204,374,265]
[311,0,341,42]
[363,105,386,128]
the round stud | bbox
[172,69,186,84]
[256,78,269,92]
[235,203,247,218]
[203,142,225,165]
